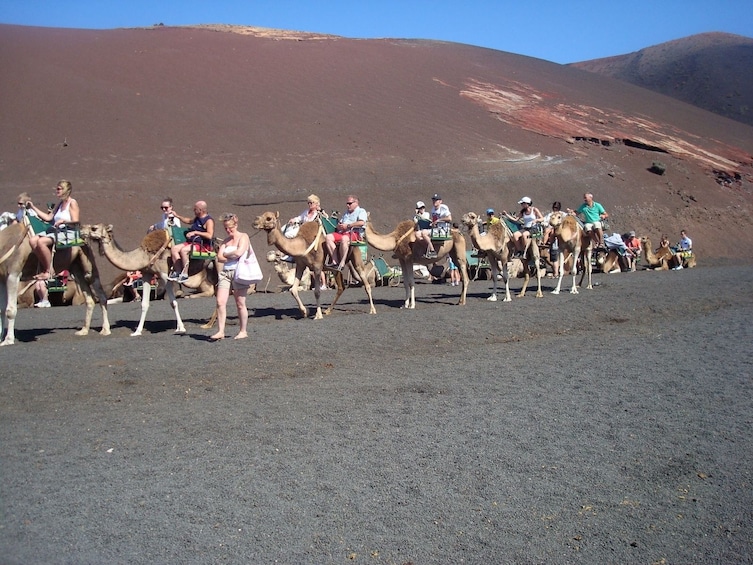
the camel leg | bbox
[0,276,19,346]
[551,251,565,295]
[487,255,499,302]
[289,265,312,319]
[534,248,544,298]
[336,256,376,315]
[132,279,152,336]
[584,247,593,290]
[166,281,186,333]
[324,271,345,316]
[88,270,111,336]
[569,247,581,294]
[400,259,415,309]
[201,308,217,329]
[455,254,469,306]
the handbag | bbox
[234,245,263,285]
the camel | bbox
[1,223,34,345]
[640,237,673,270]
[640,237,696,270]
[252,211,376,318]
[365,219,469,308]
[548,211,593,294]
[80,223,217,336]
[461,212,517,301]
[266,249,313,291]
[1,223,111,345]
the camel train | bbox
[1,202,695,345]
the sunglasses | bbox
[160,206,170,210]
[346,201,355,205]
[18,202,25,206]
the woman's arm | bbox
[28,202,54,223]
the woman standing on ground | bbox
[210,213,251,341]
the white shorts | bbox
[584,221,602,232]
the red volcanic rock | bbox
[0,24,752,268]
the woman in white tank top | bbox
[25,179,80,280]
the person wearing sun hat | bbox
[415,194,451,259]
[502,196,544,257]
[414,200,430,229]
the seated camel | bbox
[640,236,696,270]
[365,218,469,308]
[1,222,111,345]
[81,224,217,336]
[548,211,593,294]
[253,211,376,319]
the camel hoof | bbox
[75,329,89,336]
[174,328,186,334]
[570,288,579,295]
[131,331,142,337]
[0,339,13,347]
[551,289,560,295]
[536,291,544,298]
[487,294,497,302]
[100,328,111,336]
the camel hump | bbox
[141,229,169,254]
[298,221,321,243]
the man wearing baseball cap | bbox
[415,194,451,259]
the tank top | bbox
[223,245,239,270]
[521,209,537,228]
[54,201,73,224]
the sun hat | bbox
[431,194,441,200]
[518,196,532,205]
[486,208,495,215]
[416,201,425,208]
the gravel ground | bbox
[1,265,752,564]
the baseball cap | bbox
[518,196,532,204]
[431,194,441,200]
[416,201,425,208]
[629,231,636,237]
[486,208,495,215]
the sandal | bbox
[34,272,51,280]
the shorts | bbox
[218,268,250,292]
[332,230,363,244]
[584,221,602,232]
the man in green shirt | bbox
[571,192,608,248]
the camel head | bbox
[548,211,564,228]
[253,211,280,232]
[80,223,113,244]
[461,212,479,228]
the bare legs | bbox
[210,285,249,340]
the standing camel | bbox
[365,219,469,308]
[252,211,376,319]
[461,212,516,302]
[81,224,217,336]
[1,223,111,344]
[548,211,593,294]
[1,223,34,345]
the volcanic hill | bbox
[1,23,752,270]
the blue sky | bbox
[1,0,751,64]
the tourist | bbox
[168,200,214,283]
[325,195,367,271]
[415,194,451,259]
[569,192,608,248]
[25,180,79,280]
[503,196,544,257]
[210,213,251,341]
[289,194,328,290]
[148,197,181,232]
[624,231,641,271]
[673,230,692,270]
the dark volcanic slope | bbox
[571,32,753,128]
[1,24,752,265]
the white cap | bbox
[416,201,425,208]
[518,196,532,204]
